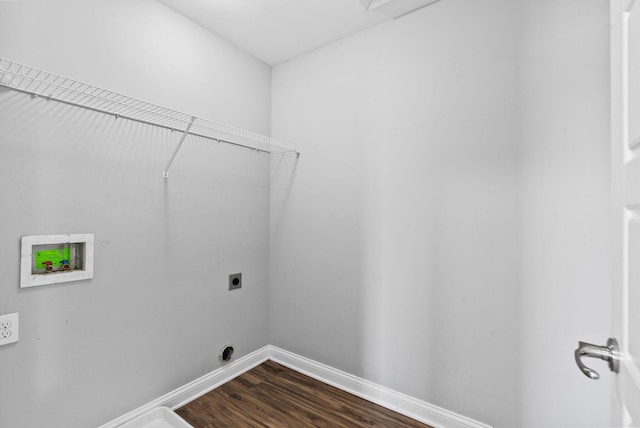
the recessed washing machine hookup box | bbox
[20,234,94,288]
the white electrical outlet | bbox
[0,313,18,346]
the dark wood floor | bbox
[176,360,431,428]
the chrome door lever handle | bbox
[574,338,620,379]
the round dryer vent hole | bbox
[220,345,234,362]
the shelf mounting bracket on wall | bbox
[163,116,196,178]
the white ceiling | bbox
[157,0,441,65]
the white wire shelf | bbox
[0,58,299,176]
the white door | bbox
[610,0,640,425]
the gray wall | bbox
[270,0,611,426]
[519,0,611,425]
[270,0,522,425]
[0,1,273,427]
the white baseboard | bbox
[268,346,493,428]
[97,345,271,428]
[99,345,492,428]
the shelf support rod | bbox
[163,116,196,178]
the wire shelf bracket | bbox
[0,58,300,177]
[163,116,195,179]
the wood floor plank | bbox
[176,360,432,428]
